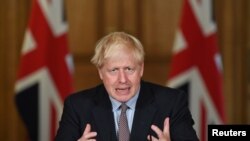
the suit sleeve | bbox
[170,90,199,141]
[55,96,83,141]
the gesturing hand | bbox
[147,117,171,141]
[77,124,97,141]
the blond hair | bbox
[91,32,145,67]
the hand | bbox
[147,117,171,141]
[77,124,97,141]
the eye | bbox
[126,67,131,71]
[125,67,135,73]
[108,68,118,74]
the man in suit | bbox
[55,32,199,141]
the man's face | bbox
[98,44,144,102]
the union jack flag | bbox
[167,0,226,141]
[15,0,74,141]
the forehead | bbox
[103,58,141,70]
[106,52,135,64]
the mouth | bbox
[115,87,130,94]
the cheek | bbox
[102,75,117,84]
[128,75,141,84]
[135,71,143,79]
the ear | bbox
[140,63,144,77]
[98,68,103,80]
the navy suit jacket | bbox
[55,81,199,141]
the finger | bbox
[83,124,91,135]
[147,135,154,141]
[147,135,151,141]
[80,124,97,140]
[78,138,96,141]
[84,132,97,139]
[150,135,158,141]
[151,125,163,138]
[163,117,170,135]
[147,135,157,141]
[80,139,96,141]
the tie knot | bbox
[120,103,128,113]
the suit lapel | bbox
[92,86,117,141]
[130,81,157,141]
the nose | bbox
[118,70,128,83]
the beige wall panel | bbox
[73,57,101,91]
[151,0,182,56]
[215,0,235,124]
[0,1,5,139]
[234,0,248,123]
[140,0,182,58]
[120,0,138,34]
[233,0,248,123]
[247,0,250,124]
[215,0,249,124]
[139,0,155,54]
[143,58,170,86]
[67,0,99,55]
[103,0,120,33]
[0,0,31,140]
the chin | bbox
[116,96,131,103]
